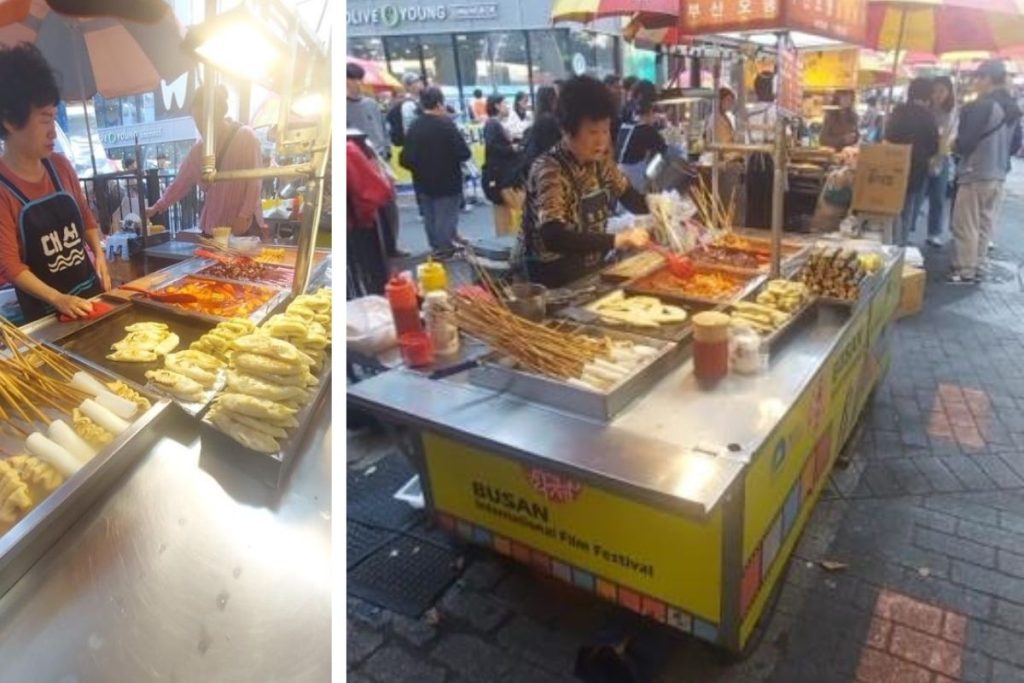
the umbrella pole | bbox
[886,6,908,118]
[81,99,98,178]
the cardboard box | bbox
[851,143,911,216]
[898,266,925,318]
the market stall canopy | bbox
[623,12,691,47]
[0,0,193,100]
[680,0,868,45]
[551,0,678,24]
[866,0,1024,54]
[0,0,169,23]
[346,56,402,92]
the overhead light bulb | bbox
[194,21,281,81]
[291,92,326,117]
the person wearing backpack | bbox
[948,60,1023,284]
[386,72,423,147]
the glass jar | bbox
[692,311,731,386]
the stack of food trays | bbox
[0,317,163,551]
[198,288,332,481]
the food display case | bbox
[349,235,905,655]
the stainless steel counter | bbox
[0,400,332,683]
[349,303,853,518]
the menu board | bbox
[785,0,867,44]
[681,0,866,42]
[682,0,781,33]
[777,40,803,115]
[800,49,858,91]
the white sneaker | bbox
[926,237,943,248]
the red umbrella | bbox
[551,0,677,24]
[346,56,402,92]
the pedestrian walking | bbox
[482,95,525,236]
[399,87,472,257]
[504,91,531,143]
[925,76,957,248]
[615,82,666,193]
[520,86,561,176]
[949,60,1022,284]
[884,77,939,246]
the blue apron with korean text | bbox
[0,158,99,322]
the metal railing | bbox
[80,171,204,236]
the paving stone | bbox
[914,527,997,567]
[500,661,576,683]
[941,457,997,490]
[363,645,447,683]
[968,621,1024,667]
[942,612,967,645]
[991,660,1024,683]
[991,599,1024,634]
[495,614,580,675]
[431,633,515,681]
[460,556,509,591]
[952,560,1024,605]
[960,648,994,683]
[913,459,964,494]
[348,619,385,667]
[889,624,963,678]
[885,459,932,495]
[390,613,438,648]
[439,584,511,632]
[925,497,999,527]
[974,455,1024,489]
[996,549,1024,579]
[874,590,944,635]
[861,462,905,497]
[855,647,931,683]
[956,519,1024,555]
[346,673,374,683]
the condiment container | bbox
[399,331,434,367]
[385,274,423,337]
[424,291,459,357]
[731,327,766,375]
[692,311,730,386]
[417,259,448,294]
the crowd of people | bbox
[346,57,1024,295]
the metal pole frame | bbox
[770,32,787,279]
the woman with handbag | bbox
[925,76,957,248]
[482,95,525,236]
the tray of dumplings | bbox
[0,316,169,598]
[49,302,227,416]
[197,288,333,485]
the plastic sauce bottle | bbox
[424,291,459,357]
[417,259,448,295]
[692,311,731,387]
[385,274,423,337]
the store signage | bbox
[97,117,199,150]
[346,3,498,27]
[800,49,858,91]
[572,53,587,76]
[680,0,866,43]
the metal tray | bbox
[48,301,220,415]
[571,289,707,343]
[0,350,170,599]
[624,264,762,309]
[467,325,684,421]
[600,252,667,282]
[196,352,333,488]
[138,274,289,325]
[192,262,295,290]
[728,296,819,350]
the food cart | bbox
[349,0,889,655]
[0,2,333,678]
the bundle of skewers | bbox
[451,257,659,392]
[691,176,736,234]
[0,318,152,532]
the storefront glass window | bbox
[561,30,618,80]
[96,95,121,128]
[348,37,388,70]
[420,34,461,111]
[455,31,530,112]
[139,93,156,124]
[121,97,139,125]
[383,36,423,82]
[528,30,569,86]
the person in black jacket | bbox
[520,86,561,176]
[399,87,472,256]
[518,76,654,287]
[482,94,525,236]
[884,77,939,246]
[615,82,667,192]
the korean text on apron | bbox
[0,158,99,322]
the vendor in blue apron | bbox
[519,75,656,288]
[0,44,110,323]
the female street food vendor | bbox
[0,44,109,322]
[519,75,654,288]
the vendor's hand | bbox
[145,205,159,219]
[93,253,112,291]
[614,228,650,250]
[51,293,94,318]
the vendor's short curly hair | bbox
[558,75,617,136]
[0,43,60,139]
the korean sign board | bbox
[681,0,866,44]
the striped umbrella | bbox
[0,0,193,100]
[347,57,403,92]
[623,13,690,47]
[867,0,1024,55]
[551,0,678,24]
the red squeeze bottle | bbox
[386,274,424,336]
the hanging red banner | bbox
[681,0,866,44]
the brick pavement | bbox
[349,164,1024,682]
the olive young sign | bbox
[346,3,498,27]
[424,433,724,622]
